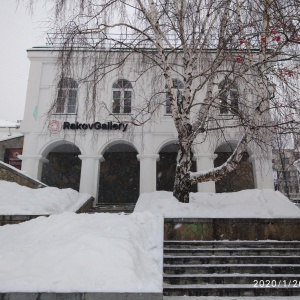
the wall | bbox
[0,161,46,189]
[19,48,275,203]
[0,136,24,162]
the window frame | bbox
[218,79,239,115]
[55,77,78,115]
[165,79,184,115]
[112,79,133,114]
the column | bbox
[194,153,217,193]
[79,155,104,204]
[19,154,48,180]
[137,154,160,193]
[249,155,274,189]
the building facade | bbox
[272,133,300,201]
[20,48,274,205]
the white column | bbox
[249,155,274,189]
[79,155,104,204]
[194,153,217,193]
[19,154,48,180]
[137,154,160,193]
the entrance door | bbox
[157,143,197,192]
[41,144,81,191]
[98,144,139,204]
[214,146,254,193]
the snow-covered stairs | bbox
[163,240,300,297]
[88,203,135,214]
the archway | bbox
[98,143,139,204]
[157,143,197,192]
[214,142,254,193]
[41,143,82,191]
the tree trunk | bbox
[173,141,192,203]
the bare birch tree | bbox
[23,0,300,202]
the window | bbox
[218,78,239,114]
[55,78,78,114]
[166,79,184,114]
[112,79,132,113]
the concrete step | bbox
[164,255,300,265]
[163,239,300,297]
[163,274,300,285]
[164,247,300,256]
[88,203,135,214]
[164,240,300,249]
[163,264,300,275]
[163,284,300,297]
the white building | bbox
[20,48,274,205]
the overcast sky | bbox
[0,1,49,122]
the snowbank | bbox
[135,189,300,218]
[0,180,91,215]
[0,212,163,293]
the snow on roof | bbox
[0,133,23,142]
[0,120,20,128]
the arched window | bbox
[218,79,239,114]
[166,79,184,114]
[55,78,78,114]
[112,79,133,114]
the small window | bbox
[166,79,184,114]
[55,78,78,114]
[218,79,239,114]
[112,79,132,114]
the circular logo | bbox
[48,120,61,133]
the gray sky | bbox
[0,1,49,122]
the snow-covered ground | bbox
[0,212,163,293]
[0,181,299,294]
[0,180,91,214]
[135,189,300,218]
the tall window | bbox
[56,78,78,114]
[112,79,132,114]
[166,79,184,114]
[218,79,239,114]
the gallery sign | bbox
[48,120,128,132]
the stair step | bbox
[163,239,300,296]
[164,240,300,249]
[164,255,300,265]
[164,248,300,256]
[163,264,300,274]
[163,274,300,285]
[88,203,135,213]
[163,284,300,297]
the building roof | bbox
[0,120,20,128]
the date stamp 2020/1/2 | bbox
[254,279,300,288]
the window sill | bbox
[53,113,78,116]
[109,113,133,116]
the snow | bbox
[0,120,20,128]
[0,132,23,141]
[0,180,91,214]
[0,181,299,294]
[134,189,300,218]
[0,212,163,292]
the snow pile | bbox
[0,180,91,215]
[135,189,300,218]
[0,212,163,293]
